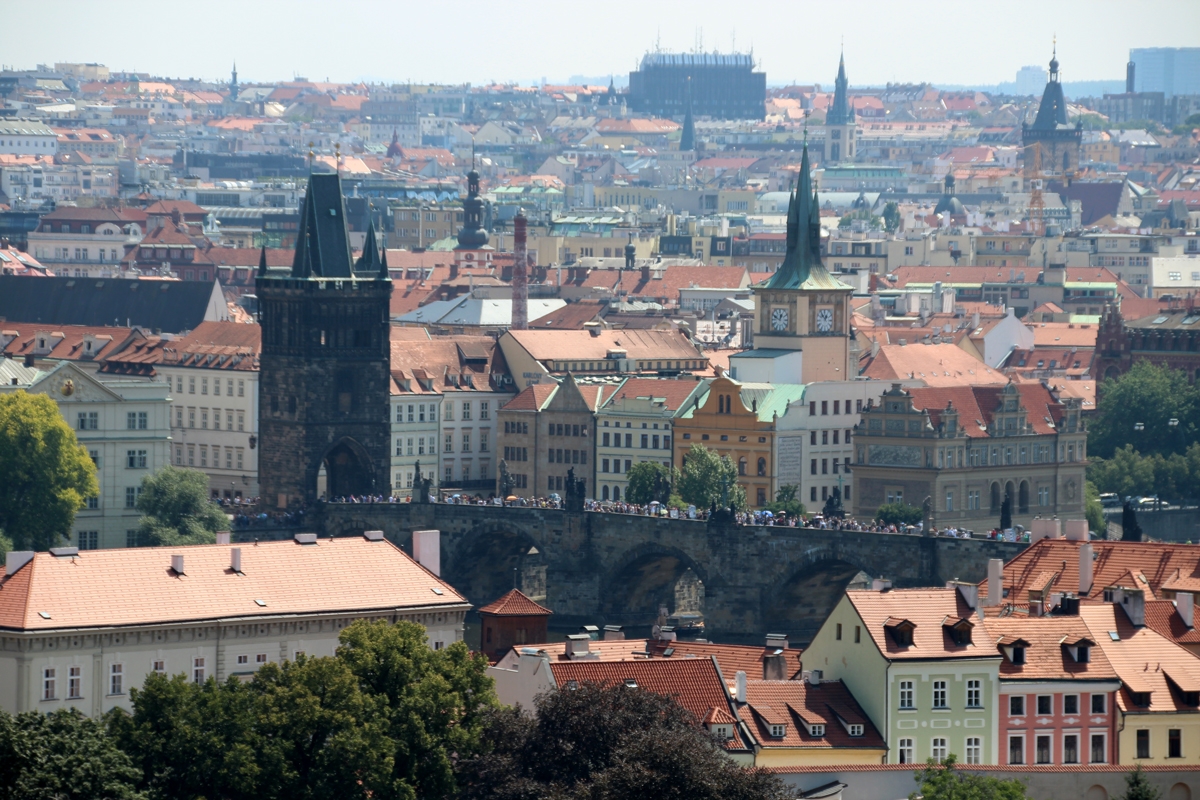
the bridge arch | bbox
[600,543,711,631]
[443,522,547,609]
[761,546,875,645]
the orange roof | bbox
[0,323,135,362]
[0,537,466,632]
[594,118,681,134]
[506,328,703,364]
[845,588,991,661]
[738,680,887,750]
[980,615,1116,680]
[606,377,704,411]
[862,342,1007,387]
[1080,603,1200,712]
[502,382,558,411]
[160,321,261,371]
[905,381,1066,438]
[1144,600,1200,647]
[388,333,510,396]
[476,588,552,616]
[1027,322,1099,349]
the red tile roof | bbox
[1080,603,1200,712]
[738,680,887,751]
[0,323,135,362]
[907,381,1067,438]
[980,615,1117,679]
[845,588,990,661]
[476,588,552,616]
[861,342,1007,387]
[0,537,466,632]
[502,382,558,411]
[606,377,704,411]
[1143,599,1200,646]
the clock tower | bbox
[746,141,854,383]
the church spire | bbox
[355,219,381,274]
[257,243,268,277]
[767,143,822,289]
[827,49,851,126]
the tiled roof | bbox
[1143,600,1200,646]
[0,537,466,632]
[506,328,703,363]
[476,588,552,616]
[388,333,511,396]
[1080,603,1200,712]
[159,321,261,372]
[979,539,1200,608]
[845,588,992,661]
[0,323,135,362]
[903,381,1066,439]
[605,377,705,412]
[980,615,1117,679]
[502,382,558,411]
[861,342,1007,387]
[1027,322,1099,348]
[737,680,887,751]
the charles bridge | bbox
[285,504,1025,644]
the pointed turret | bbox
[766,143,844,291]
[827,51,852,126]
[379,244,389,280]
[290,172,355,278]
[1031,46,1070,130]
[355,219,381,274]
[257,243,268,277]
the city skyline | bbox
[5,0,1199,88]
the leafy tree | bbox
[1077,113,1108,130]
[1119,765,1161,800]
[1122,500,1143,542]
[767,484,806,518]
[875,501,923,527]
[909,754,1028,799]
[677,444,747,511]
[625,461,677,505]
[0,708,144,800]
[335,619,498,799]
[1174,113,1200,134]
[1085,481,1106,536]
[822,486,845,518]
[1000,496,1013,531]
[134,465,228,546]
[1089,443,1200,504]
[456,682,790,800]
[1090,362,1200,459]
[0,392,98,551]
[882,201,901,232]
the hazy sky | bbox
[4,0,1199,88]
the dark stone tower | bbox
[824,51,855,164]
[256,172,392,507]
[455,151,490,250]
[1022,47,1083,175]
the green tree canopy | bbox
[0,392,98,551]
[134,465,228,546]
[0,708,144,800]
[1090,362,1199,460]
[677,444,747,511]
[1085,481,1106,535]
[1119,765,1161,800]
[1089,443,1200,503]
[882,201,901,232]
[766,485,806,518]
[456,682,790,800]
[875,501,923,527]
[624,461,677,505]
[910,755,1028,799]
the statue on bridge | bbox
[564,467,586,513]
[707,470,738,525]
[410,460,435,504]
[498,460,515,500]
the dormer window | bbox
[710,724,732,740]
[1131,692,1151,707]
[885,617,916,647]
[1077,646,1089,663]
[807,724,824,737]
[769,724,786,738]
[1012,646,1026,665]
[849,724,864,736]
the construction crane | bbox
[1026,140,1044,237]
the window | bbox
[461,432,471,452]
[854,626,861,643]
[836,623,842,640]
[1064,734,1079,764]
[900,680,914,709]
[480,401,489,420]
[256,653,268,664]
[77,411,98,430]
[1009,735,1024,764]
[126,449,147,468]
[201,378,208,395]
[1037,695,1052,715]
[193,657,205,684]
[1010,695,1025,716]
[770,724,785,738]
[931,738,947,762]
[933,680,947,709]
[1012,646,1025,665]
[127,411,147,429]
[1036,734,1051,764]
[110,663,124,695]
[967,680,981,708]
[898,738,914,764]
[461,401,471,420]
[445,433,454,453]
[126,486,138,508]
[1091,694,1106,714]
[1169,729,1182,758]
[68,666,82,699]
[237,654,249,665]
[238,379,244,397]
[1064,695,1079,715]
[966,737,982,764]
[43,668,56,700]
[1137,729,1151,759]
[1091,733,1106,763]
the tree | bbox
[1118,765,1161,800]
[875,501,923,527]
[1122,500,1143,542]
[677,444,747,511]
[1000,496,1013,531]
[882,201,901,232]
[1090,362,1200,460]
[909,754,1028,799]
[456,682,790,800]
[1085,481,1106,536]
[335,619,498,799]
[625,462,677,505]
[134,466,228,546]
[1088,444,1158,499]
[0,392,98,551]
[822,486,845,519]
[0,708,144,800]
[766,485,806,518]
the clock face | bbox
[816,308,834,332]
[771,308,789,331]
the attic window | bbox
[770,724,787,738]
[1184,692,1200,708]
[1131,692,1151,707]
[807,723,824,737]
[1011,646,1026,665]
[849,724,864,737]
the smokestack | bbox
[1079,543,1093,596]
[231,547,242,573]
[412,529,441,576]
[1179,592,1195,629]
[986,559,1004,606]
[735,670,747,703]
[171,554,185,575]
[1126,60,1136,93]
[512,209,528,330]
[216,531,231,545]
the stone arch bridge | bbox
[316,505,1025,644]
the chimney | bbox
[763,651,787,680]
[1079,542,1094,596]
[871,577,893,592]
[215,531,231,545]
[657,626,677,643]
[449,262,459,280]
[986,559,1004,606]
[5,550,34,576]
[1115,588,1146,627]
[808,668,823,686]
[580,625,600,640]
[735,670,747,703]
[566,633,592,658]
[412,529,440,576]
[1030,518,1061,543]
[1178,592,1195,629]
[766,633,788,650]
[603,625,625,640]
[947,580,979,610]
[641,263,651,283]
[230,547,242,573]
[1064,520,1088,542]
[171,554,185,575]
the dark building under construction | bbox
[629,52,766,120]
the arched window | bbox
[757,457,767,477]
[738,457,747,476]
[613,485,620,501]
[602,485,609,501]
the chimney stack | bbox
[763,651,787,680]
[1179,592,1195,629]
[511,210,528,330]
[872,577,893,592]
[603,625,625,640]
[1079,542,1094,596]
[231,547,242,574]
[171,554,185,575]
[986,559,1004,606]
[216,531,231,545]
[766,633,788,650]
[1064,520,1088,542]
[808,668,823,686]
[947,580,979,610]
[5,551,34,576]
[412,530,440,576]
[735,670,747,703]
[565,633,591,658]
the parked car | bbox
[1099,493,1120,508]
